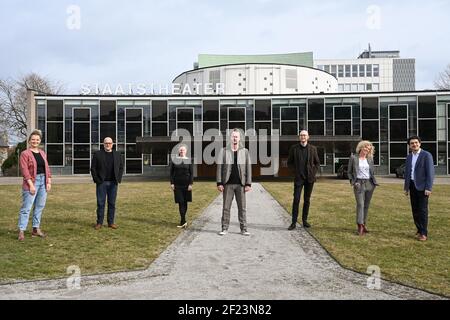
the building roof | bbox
[197,52,314,68]
[357,50,400,59]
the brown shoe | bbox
[357,224,364,236]
[108,224,118,229]
[418,235,428,241]
[362,224,369,233]
[31,228,46,238]
[94,224,102,230]
[18,231,25,241]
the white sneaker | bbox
[218,230,228,236]
[241,230,250,236]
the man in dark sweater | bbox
[90,137,124,230]
[287,130,320,229]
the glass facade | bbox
[35,92,449,176]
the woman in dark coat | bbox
[170,145,193,228]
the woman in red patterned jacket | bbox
[17,129,52,241]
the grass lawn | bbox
[262,181,450,297]
[0,181,218,282]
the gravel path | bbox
[0,183,443,300]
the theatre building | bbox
[26,54,450,177]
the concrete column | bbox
[26,89,36,136]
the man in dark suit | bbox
[91,137,124,230]
[287,130,321,230]
[404,135,435,241]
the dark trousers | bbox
[409,182,429,236]
[179,202,188,224]
[96,181,118,225]
[291,180,314,224]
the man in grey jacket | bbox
[216,129,252,236]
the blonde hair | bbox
[356,140,374,158]
[28,129,42,142]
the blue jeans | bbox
[96,181,118,225]
[18,174,47,231]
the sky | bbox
[1,0,449,92]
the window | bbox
[73,144,90,158]
[227,107,246,132]
[47,144,63,166]
[373,64,379,77]
[47,123,64,143]
[100,100,116,121]
[203,100,219,135]
[280,107,298,136]
[419,120,436,141]
[352,65,358,77]
[324,65,330,73]
[390,120,407,140]
[390,105,408,119]
[46,100,64,166]
[334,106,352,136]
[229,108,245,121]
[176,108,194,136]
[335,121,351,135]
[255,100,271,121]
[73,160,90,174]
[47,100,63,121]
[366,83,372,91]
[308,99,324,120]
[351,84,358,92]
[100,100,116,143]
[152,100,168,137]
[126,123,142,143]
[125,108,142,174]
[308,122,324,135]
[359,64,365,77]
[73,123,90,143]
[345,84,351,91]
[73,109,90,121]
[100,123,116,142]
[203,100,219,121]
[418,96,436,118]
[358,84,365,91]
[338,84,344,92]
[281,108,297,120]
[126,109,142,122]
[390,143,407,157]
[338,65,344,78]
[345,65,351,77]
[203,122,220,134]
[362,121,379,141]
[152,100,168,121]
[366,64,372,77]
[373,83,379,91]
[255,122,271,135]
[330,65,337,77]
[72,107,90,174]
[362,97,379,119]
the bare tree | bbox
[434,64,450,90]
[0,73,64,139]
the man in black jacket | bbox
[287,130,320,230]
[90,137,124,230]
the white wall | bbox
[173,64,338,95]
